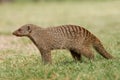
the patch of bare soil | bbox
[0,35,39,62]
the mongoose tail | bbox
[93,38,114,59]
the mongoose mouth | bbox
[12,31,22,37]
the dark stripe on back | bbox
[86,29,90,38]
[76,26,80,33]
[83,28,86,37]
[66,25,72,38]
[59,26,66,37]
[62,25,69,37]
[71,25,76,33]
[68,25,74,37]
[57,27,61,34]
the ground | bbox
[0,1,120,80]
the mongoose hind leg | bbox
[70,49,82,61]
[40,49,52,64]
[80,46,94,60]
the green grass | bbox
[0,1,120,80]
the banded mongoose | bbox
[13,24,114,64]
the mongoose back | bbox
[13,24,113,64]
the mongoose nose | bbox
[12,31,16,35]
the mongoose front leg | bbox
[40,49,52,64]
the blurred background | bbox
[0,0,120,35]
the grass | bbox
[0,1,120,80]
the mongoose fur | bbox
[13,24,114,64]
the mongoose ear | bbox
[28,26,32,33]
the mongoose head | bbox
[13,24,34,37]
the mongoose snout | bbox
[13,30,20,36]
